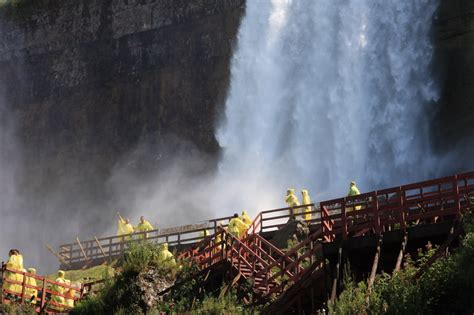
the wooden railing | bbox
[320,172,474,242]
[58,216,234,267]
[58,171,474,269]
[177,171,474,300]
[0,264,84,313]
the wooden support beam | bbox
[394,232,408,273]
[76,237,89,261]
[94,237,107,259]
[45,244,71,267]
[367,236,382,299]
[330,245,342,304]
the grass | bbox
[46,265,115,283]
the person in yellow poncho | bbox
[240,210,252,226]
[199,229,210,240]
[228,214,249,238]
[135,216,154,239]
[117,213,134,240]
[214,221,226,251]
[50,270,67,311]
[301,190,312,221]
[158,243,176,267]
[285,188,301,217]
[3,249,24,296]
[25,268,38,304]
[347,181,362,211]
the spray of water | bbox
[217,0,440,206]
[0,0,442,271]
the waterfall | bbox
[216,0,440,210]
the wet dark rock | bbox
[136,266,175,310]
[270,219,310,249]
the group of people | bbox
[2,249,37,302]
[116,214,155,239]
[2,249,77,309]
[285,188,313,221]
[50,270,78,310]
[285,181,362,218]
[228,210,252,238]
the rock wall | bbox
[0,0,244,270]
[0,0,244,206]
[433,0,474,169]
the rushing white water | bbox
[216,0,440,209]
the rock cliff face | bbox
[433,0,474,169]
[0,0,244,269]
[0,0,244,211]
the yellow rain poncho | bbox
[240,210,252,225]
[301,190,312,221]
[159,243,176,267]
[25,268,38,304]
[285,188,301,215]
[117,217,134,239]
[64,279,76,308]
[348,181,361,196]
[3,252,24,295]
[51,270,66,311]
[228,217,249,238]
[215,233,222,250]
[199,229,210,239]
[347,181,361,211]
[135,217,154,239]
[215,221,226,250]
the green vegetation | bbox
[330,215,474,314]
[0,303,35,315]
[191,292,245,314]
[46,265,115,283]
[71,242,252,314]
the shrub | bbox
[330,215,474,314]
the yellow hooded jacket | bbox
[3,253,24,295]
[159,243,176,267]
[285,188,301,215]
[301,190,312,221]
[135,219,154,239]
[117,217,134,239]
[51,270,67,310]
[26,268,38,303]
[228,217,249,238]
[347,182,361,211]
[240,210,252,226]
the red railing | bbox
[179,171,474,300]
[320,172,474,241]
[53,171,474,301]
[1,264,85,313]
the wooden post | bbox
[394,232,408,273]
[341,199,347,240]
[367,236,382,301]
[453,175,461,219]
[399,187,406,232]
[40,278,47,309]
[330,245,343,304]
[94,237,107,260]
[20,270,26,303]
[373,191,380,235]
[76,237,89,261]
